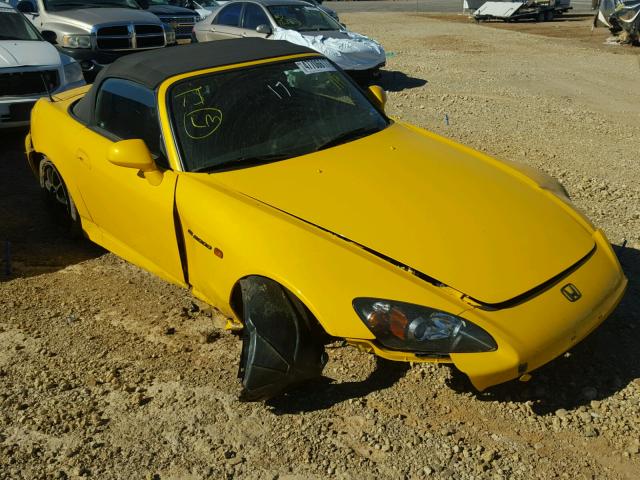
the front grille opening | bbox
[135,24,163,35]
[97,25,128,36]
[96,37,131,50]
[0,70,60,96]
[137,36,165,48]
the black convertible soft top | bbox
[73,39,317,123]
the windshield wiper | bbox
[192,153,294,173]
[314,126,382,152]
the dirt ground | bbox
[1,12,640,480]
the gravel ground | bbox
[1,13,640,480]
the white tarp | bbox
[474,1,524,17]
[271,28,386,71]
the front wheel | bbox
[39,158,82,237]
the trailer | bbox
[473,0,572,22]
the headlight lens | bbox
[61,34,91,49]
[353,298,497,354]
[63,60,84,84]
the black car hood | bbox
[146,5,195,15]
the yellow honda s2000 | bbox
[26,39,627,401]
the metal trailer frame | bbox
[473,1,572,22]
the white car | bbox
[193,0,385,81]
[0,2,85,128]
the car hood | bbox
[205,123,595,305]
[147,5,196,15]
[0,40,60,68]
[270,28,385,71]
[46,8,161,30]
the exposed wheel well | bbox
[229,275,332,343]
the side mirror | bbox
[41,30,57,44]
[107,139,163,185]
[256,24,272,35]
[367,85,387,111]
[16,0,36,13]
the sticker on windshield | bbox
[295,59,335,75]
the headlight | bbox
[353,298,497,354]
[61,34,91,49]
[63,60,84,84]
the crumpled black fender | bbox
[237,276,328,401]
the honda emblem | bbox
[561,283,582,302]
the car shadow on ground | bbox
[448,243,640,415]
[267,356,410,414]
[0,129,104,281]
[377,70,428,92]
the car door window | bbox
[242,3,268,29]
[94,78,168,168]
[214,3,242,26]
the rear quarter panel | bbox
[30,95,95,231]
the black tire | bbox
[544,10,554,21]
[537,12,545,22]
[39,158,82,237]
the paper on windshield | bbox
[271,28,385,71]
[295,58,335,74]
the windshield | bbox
[169,58,388,173]
[44,0,140,11]
[0,12,42,41]
[267,4,340,31]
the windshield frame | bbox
[160,55,389,173]
[43,0,141,11]
[0,11,44,41]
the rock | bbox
[584,427,598,438]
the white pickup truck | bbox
[0,2,85,128]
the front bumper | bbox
[348,229,627,391]
[57,47,151,81]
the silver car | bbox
[192,0,385,80]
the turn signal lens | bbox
[353,298,497,354]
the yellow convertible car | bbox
[26,39,627,401]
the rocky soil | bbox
[1,12,639,480]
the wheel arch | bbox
[228,274,332,341]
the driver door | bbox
[72,78,186,287]
[240,3,271,37]
[206,3,245,40]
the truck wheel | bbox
[544,10,554,21]
[39,158,82,237]
[237,276,329,401]
[537,12,545,22]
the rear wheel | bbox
[39,158,82,237]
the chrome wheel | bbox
[39,158,80,234]
[41,161,69,208]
